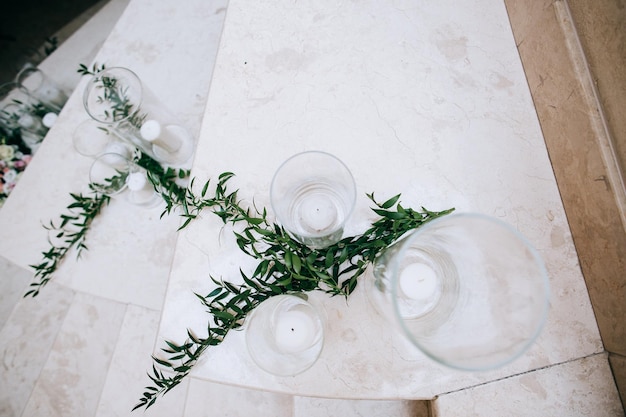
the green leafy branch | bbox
[25,62,191,297]
[77,62,106,76]
[25,150,191,297]
[26,190,110,297]
[133,175,453,411]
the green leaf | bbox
[151,356,172,368]
[284,250,292,269]
[291,254,302,274]
[207,287,222,298]
[246,216,264,225]
[381,194,401,209]
[372,208,406,220]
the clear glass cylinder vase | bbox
[245,294,325,376]
[82,67,193,166]
[367,213,550,371]
[16,65,69,113]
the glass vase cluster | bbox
[1,65,68,153]
[82,67,193,166]
[88,152,159,207]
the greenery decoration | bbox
[77,62,106,76]
[26,190,110,297]
[25,151,190,297]
[26,63,189,297]
[24,61,455,413]
[132,173,453,411]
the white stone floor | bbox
[0,255,431,416]
[0,0,624,416]
[1,253,624,416]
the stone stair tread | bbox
[294,396,431,417]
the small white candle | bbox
[300,194,337,232]
[140,119,182,153]
[274,310,317,353]
[399,263,438,300]
[126,171,155,204]
[42,112,57,128]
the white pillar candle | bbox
[140,119,182,153]
[274,309,317,353]
[126,171,155,204]
[399,263,438,300]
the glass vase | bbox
[366,213,550,371]
[245,294,325,376]
[16,65,69,113]
[270,151,356,249]
[73,119,132,159]
[88,152,159,207]
[82,67,194,166]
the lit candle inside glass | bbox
[399,263,438,300]
[299,194,337,233]
[274,309,317,353]
[127,171,155,204]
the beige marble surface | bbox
[38,0,131,94]
[433,353,624,416]
[0,282,73,417]
[505,2,626,408]
[0,0,622,415]
[157,0,602,399]
[0,0,228,311]
[0,255,31,329]
[294,397,428,417]
[21,292,126,416]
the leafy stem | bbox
[26,190,110,297]
[133,173,454,411]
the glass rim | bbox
[245,293,325,376]
[15,65,43,90]
[88,151,132,196]
[82,66,144,124]
[390,212,551,371]
[269,150,357,228]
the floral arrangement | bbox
[0,141,32,208]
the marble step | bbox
[0,275,75,416]
[184,380,431,417]
[36,0,131,93]
[431,353,624,417]
[0,255,32,330]
[293,396,430,417]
